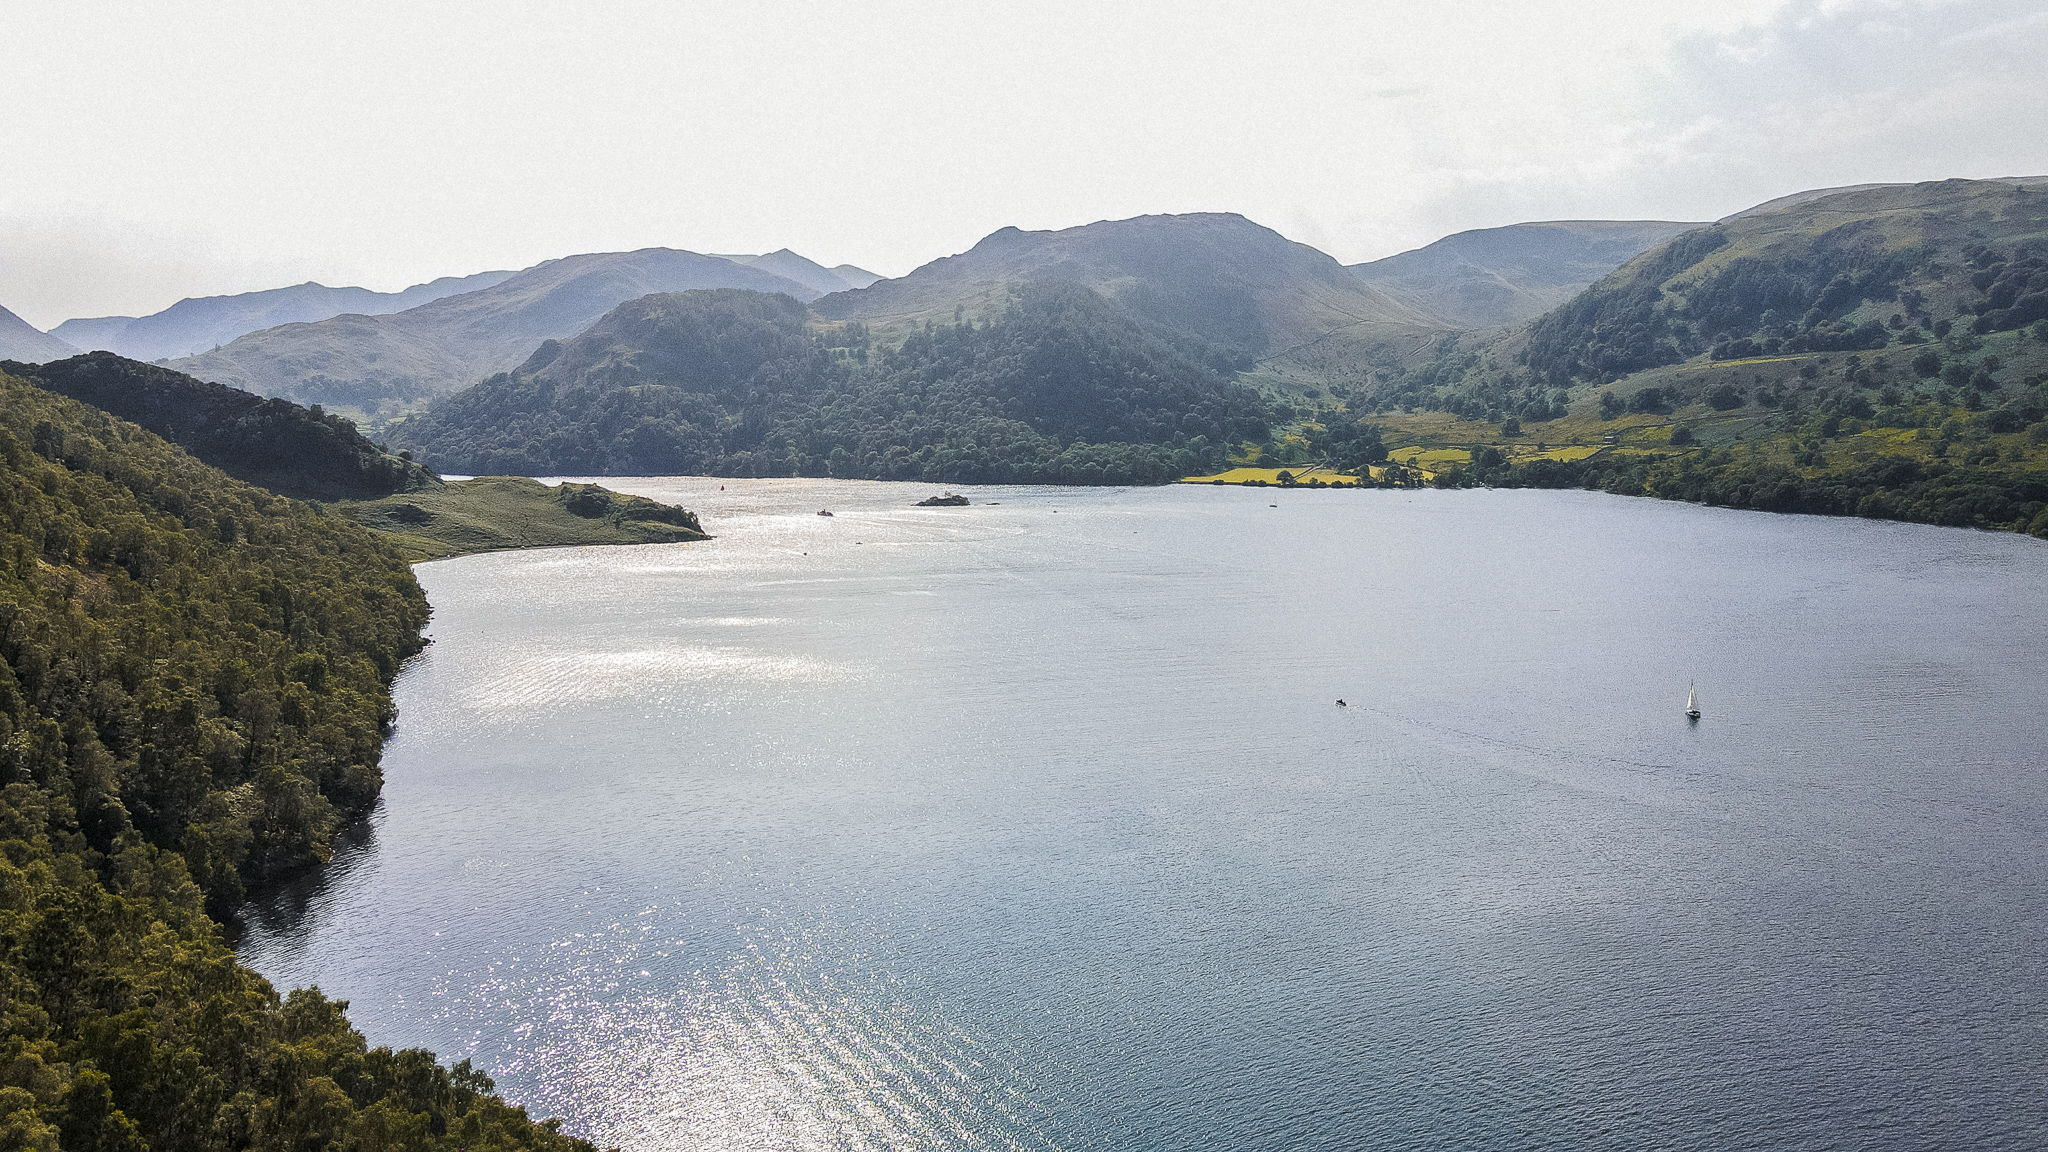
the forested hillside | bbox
[8,353,439,500]
[0,370,594,1150]
[1522,179,2047,389]
[1343,179,2048,423]
[395,284,1273,484]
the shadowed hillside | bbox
[166,249,822,410]
[1347,220,1706,329]
[50,270,515,362]
[393,284,1272,483]
[7,352,439,500]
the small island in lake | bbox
[917,492,971,506]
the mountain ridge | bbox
[165,248,822,409]
[814,211,1441,392]
[1347,219,1708,329]
[6,351,440,500]
[51,269,516,361]
[0,302,79,362]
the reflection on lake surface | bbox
[238,480,2048,1150]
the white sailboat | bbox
[1686,683,1702,721]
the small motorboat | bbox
[817,509,834,517]
[1336,699,1348,708]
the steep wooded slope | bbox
[0,368,598,1149]
[8,353,438,500]
[166,249,820,409]
[393,284,1272,483]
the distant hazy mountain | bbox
[814,213,1437,388]
[714,250,882,294]
[1347,220,1707,329]
[0,304,79,363]
[52,271,516,362]
[167,249,820,408]
[827,264,884,290]
[9,352,437,500]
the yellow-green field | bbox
[1179,465,1366,486]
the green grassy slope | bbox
[1287,322,2048,538]
[1244,179,2048,537]
[336,476,710,560]
[1523,178,2048,387]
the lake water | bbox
[238,481,2048,1151]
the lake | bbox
[238,480,2048,1151]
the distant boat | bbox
[817,509,834,517]
[1686,683,1701,722]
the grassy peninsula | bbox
[0,369,596,1150]
[336,476,709,561]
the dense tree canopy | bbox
[0,371,593,1151]
[5,355,438,502]
[393,285,1274,485]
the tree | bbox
[1598,391,1624,420]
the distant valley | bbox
[6,176,2045,537]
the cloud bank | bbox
[1,0,2042,328]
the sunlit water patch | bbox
[239,480,2048,1151]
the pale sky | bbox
[4,0,2045,328]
